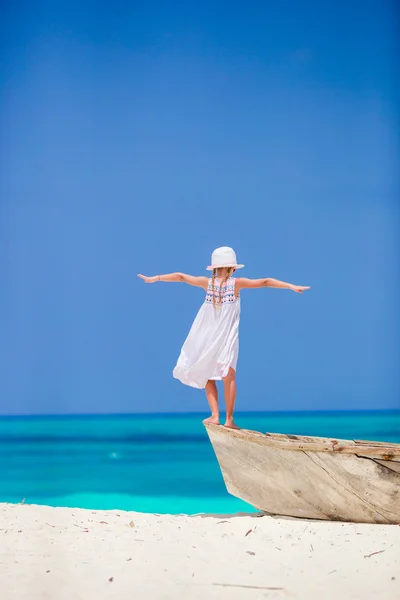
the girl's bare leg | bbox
[223,368,239,429]
[203,379,220,425]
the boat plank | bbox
[227,429,400,458]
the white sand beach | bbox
[0,503,399,600]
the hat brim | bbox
[206,264,244,271]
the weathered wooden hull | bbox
[204,425,400,524]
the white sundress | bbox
[173,276,240,389]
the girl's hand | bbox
[138,274,159,284]
[291,285,310,294]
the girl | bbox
[138,246,310,429]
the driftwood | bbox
[204,425,400,524]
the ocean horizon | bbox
[1,410,399,514]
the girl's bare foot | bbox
[224,420,240,430]
[203,416,220,425]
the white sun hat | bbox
[206,247,244,271]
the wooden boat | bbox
[204,424,400,524]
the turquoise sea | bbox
[0,411,399,514]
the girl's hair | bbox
[211,267,235,308]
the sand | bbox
[0,503,399,600]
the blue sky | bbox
[0,1,398,415]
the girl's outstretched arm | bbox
[138,273,208,289]
[236,277,310,294]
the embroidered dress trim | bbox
[205,278,238,305]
